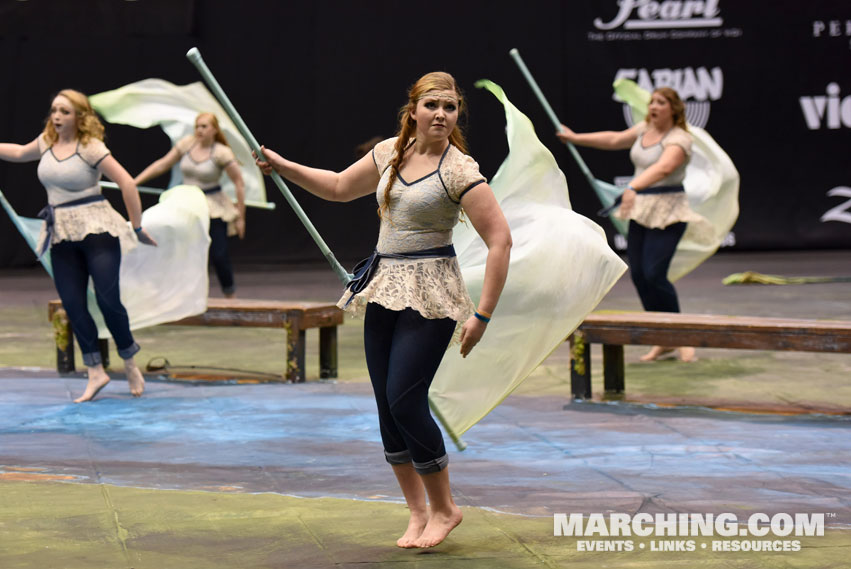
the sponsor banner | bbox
[561,1,851,250]
[553,512,828,554]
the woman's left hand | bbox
[136,228,158,246]
[459,316,488,358]
[235,215,246,239]
[619,186,637,216]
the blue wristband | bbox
[474,312,491,324]
[134,226,143,233]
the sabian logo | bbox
[614,67,723,129]
[800,83,851,130]
[594,0,723,30]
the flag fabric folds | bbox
[90,79,270,210]
[428,81,627,445]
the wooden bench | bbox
[47,298,344,382]
[569,311,851,400]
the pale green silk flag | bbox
[613,78,740,282]
[428,81,627,445]
[90,79,270,209]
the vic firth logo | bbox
[594,0,723,30]
[800,84,851,129]
[615,67,723,128]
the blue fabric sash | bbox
[37,194,107,257]
[344,244,456,306]
[598,185,684,217]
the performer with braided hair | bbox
[0,89,157,402]
[255,71,511,549]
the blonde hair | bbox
[196,112,230,146]
[42,89,105,146]
[380,71,470,217]
[647,87,688,132]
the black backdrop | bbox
[1,0,849,269]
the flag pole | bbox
[99,181,276,211]
[185,47,352,284]
[0,189,53,276]
[509,48,597,183]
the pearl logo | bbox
[594,0,723,30]
[614,67,723,128]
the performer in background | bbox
[256,72,511,549]
[557,87,704,362]
[134,112,245,297]
[0,89,157,402]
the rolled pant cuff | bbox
[117,342,141,360]
[82,351,102,367]
[384,449,412,465]
[413,454,449,475]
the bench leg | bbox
[569,332,592,400]
[319,326,338,379]
[286,328,307,383]
[52,309,75,374]
[602,344,625,394]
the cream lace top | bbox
[35,134,136,251]
[617,124,714,243]
[176,135,239,229]
[337,137,486,323]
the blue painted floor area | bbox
[1,374,850,526]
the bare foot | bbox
[74,366,111,403]
[224,291,236,299]
[125,359,145,397]
[396,511,429,548]
[678,347,698,362]
[639,346,675,362]
[414,506,462,548]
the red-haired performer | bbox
[256,72,511,549]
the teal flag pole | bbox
[99,181,277,211]
[185,47,352,284]
[508,48,596,182]
[0,188,53,277]
[509,48,628,235]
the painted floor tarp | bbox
[1,374,849,568]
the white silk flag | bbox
[90,79,270,210]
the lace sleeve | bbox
[439,146,486,203]
[371,137,397,175]
[212,143,236,168]
[78,139,111,167]
[663,127,693,157]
